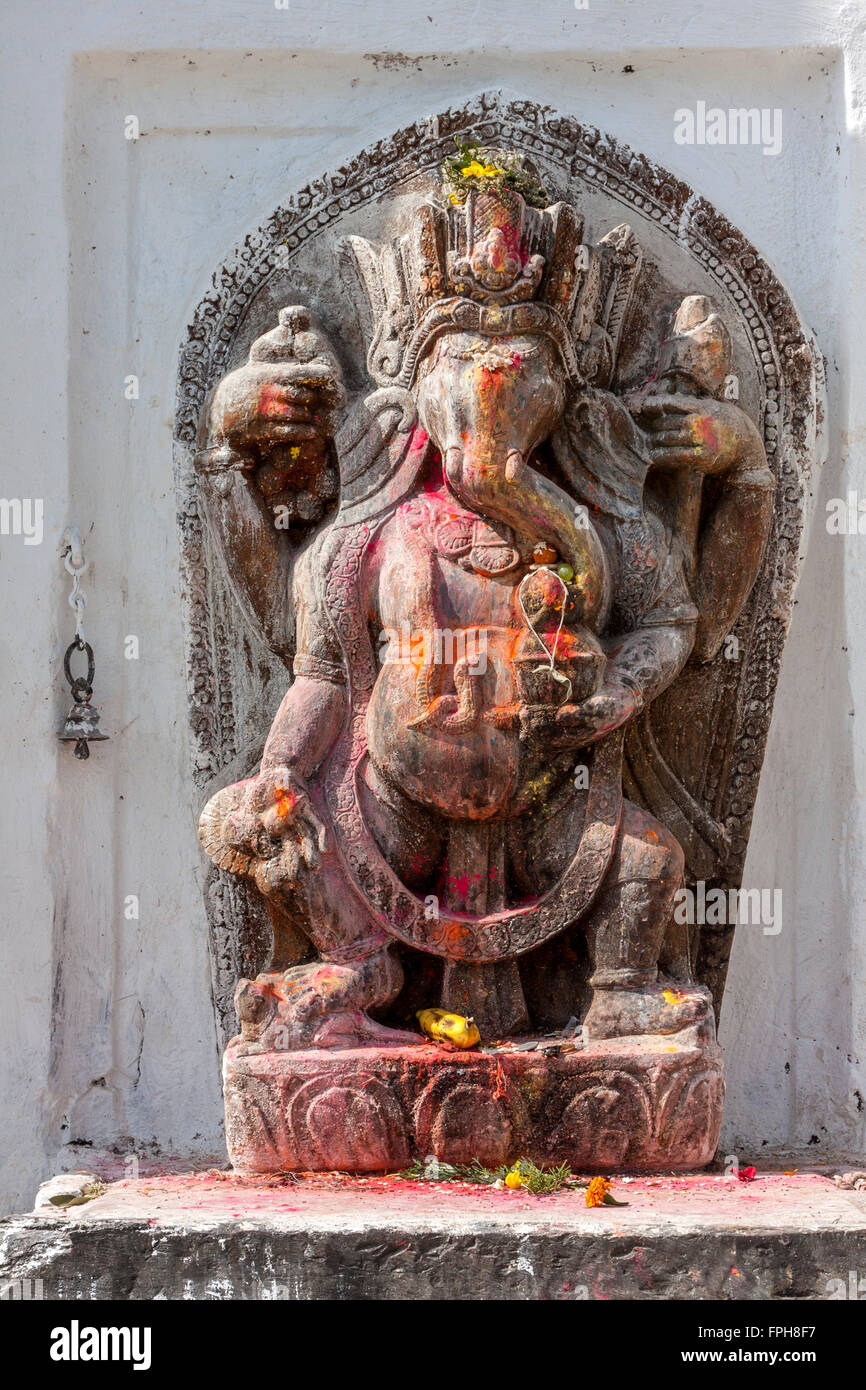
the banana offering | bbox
[416,1008,480,1049]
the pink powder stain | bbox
[691,415,718,451]
[258,382,289,419]
[493,218,524,264]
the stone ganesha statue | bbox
[194,147,774,1170]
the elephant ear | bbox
[332,387,423,527]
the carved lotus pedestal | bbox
[223,1023,723,1175]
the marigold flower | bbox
[585,1176,611,1207]
[460,159,504,179]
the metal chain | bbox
[60,531,89,643]
[57,525,108,758]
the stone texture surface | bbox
[2,1171,864,1301]
[224,1031,723,1173]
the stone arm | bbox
[195,304,345,664]
[631,295,775,661]
[519,622,692,753]
[603,616,695,714]
[636,394,774,661]
[197,456,293,662]
[537,588,697,751]
[259,675,346,780]
[541,387,698,747]
[211,539,349,864]
[259,540,348,780]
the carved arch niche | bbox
[174,94,823,1043]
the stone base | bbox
[4,1171,866,1300]
[223,1026,723,1173]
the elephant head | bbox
[415,328,609,627]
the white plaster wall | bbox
[1,0,863,1213]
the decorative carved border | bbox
[174,94,822,1039]
[223,1040,724,1173]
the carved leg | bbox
[441,959,528,1038]
[408,654,484,732]
[658,908,695,985]
[212,777,423,1051]
[582,801,712,1040]
[440,821,529,1038]
[358,760,446,889]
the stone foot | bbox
[234,948,419,1052]
[309,1011,423,1050]
[583,979,713,1041]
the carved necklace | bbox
[435,516,522,576]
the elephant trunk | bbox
[444,443,609,627]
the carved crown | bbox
[344,179,643,391]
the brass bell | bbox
[59,695,109,759]
[58,638,109,759]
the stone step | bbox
[2,1170,864,1301]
